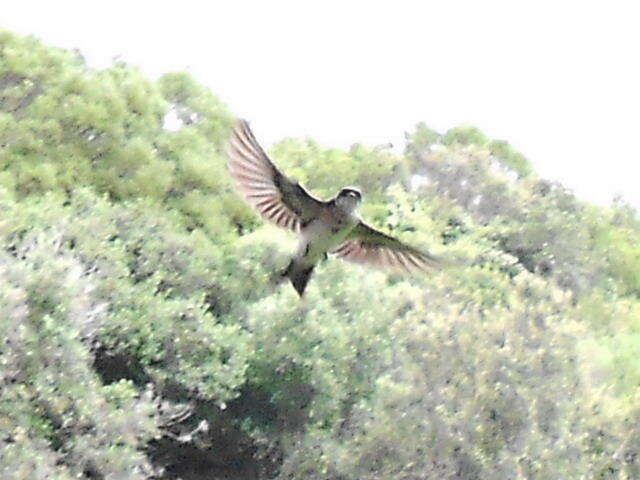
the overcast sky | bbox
[4,1,639,206]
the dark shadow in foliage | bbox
[93,347,152,386]
[0,73,42,114]
[150,436,260,480]
[148,394,283,480]
[203,282,233,317]
[92,345,283,479]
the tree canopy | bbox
[1,30,639,479]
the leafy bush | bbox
[1,30,639,479]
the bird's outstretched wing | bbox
[334,222,442,273]
[228,119,325,231]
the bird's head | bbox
[335,187,362,212]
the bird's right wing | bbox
[334,221,443,273]
[228,119,325,231]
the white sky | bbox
[3,1,639,206]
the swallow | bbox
[227,119,442,296]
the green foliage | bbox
[408,121,442,149]
[270,138,404,206]
[409,122,533,178]
[488,139,533,177]
[442,124,490,146]
[1,30,639,479]
[0,222,159,479]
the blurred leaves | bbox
[1,30,639,479]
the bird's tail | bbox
[280,259,315,297]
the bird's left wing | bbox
[334,222,442,273]
[228,119,325,231]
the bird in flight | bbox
[227,119,442,296]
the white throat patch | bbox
[336,195,359,212]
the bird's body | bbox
[300,203,359,262]
[227,119,442,296]
[284,201,360,294]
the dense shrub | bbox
[1,30,639,479]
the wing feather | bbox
[334,222,442,273]
[228,119,325,231]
